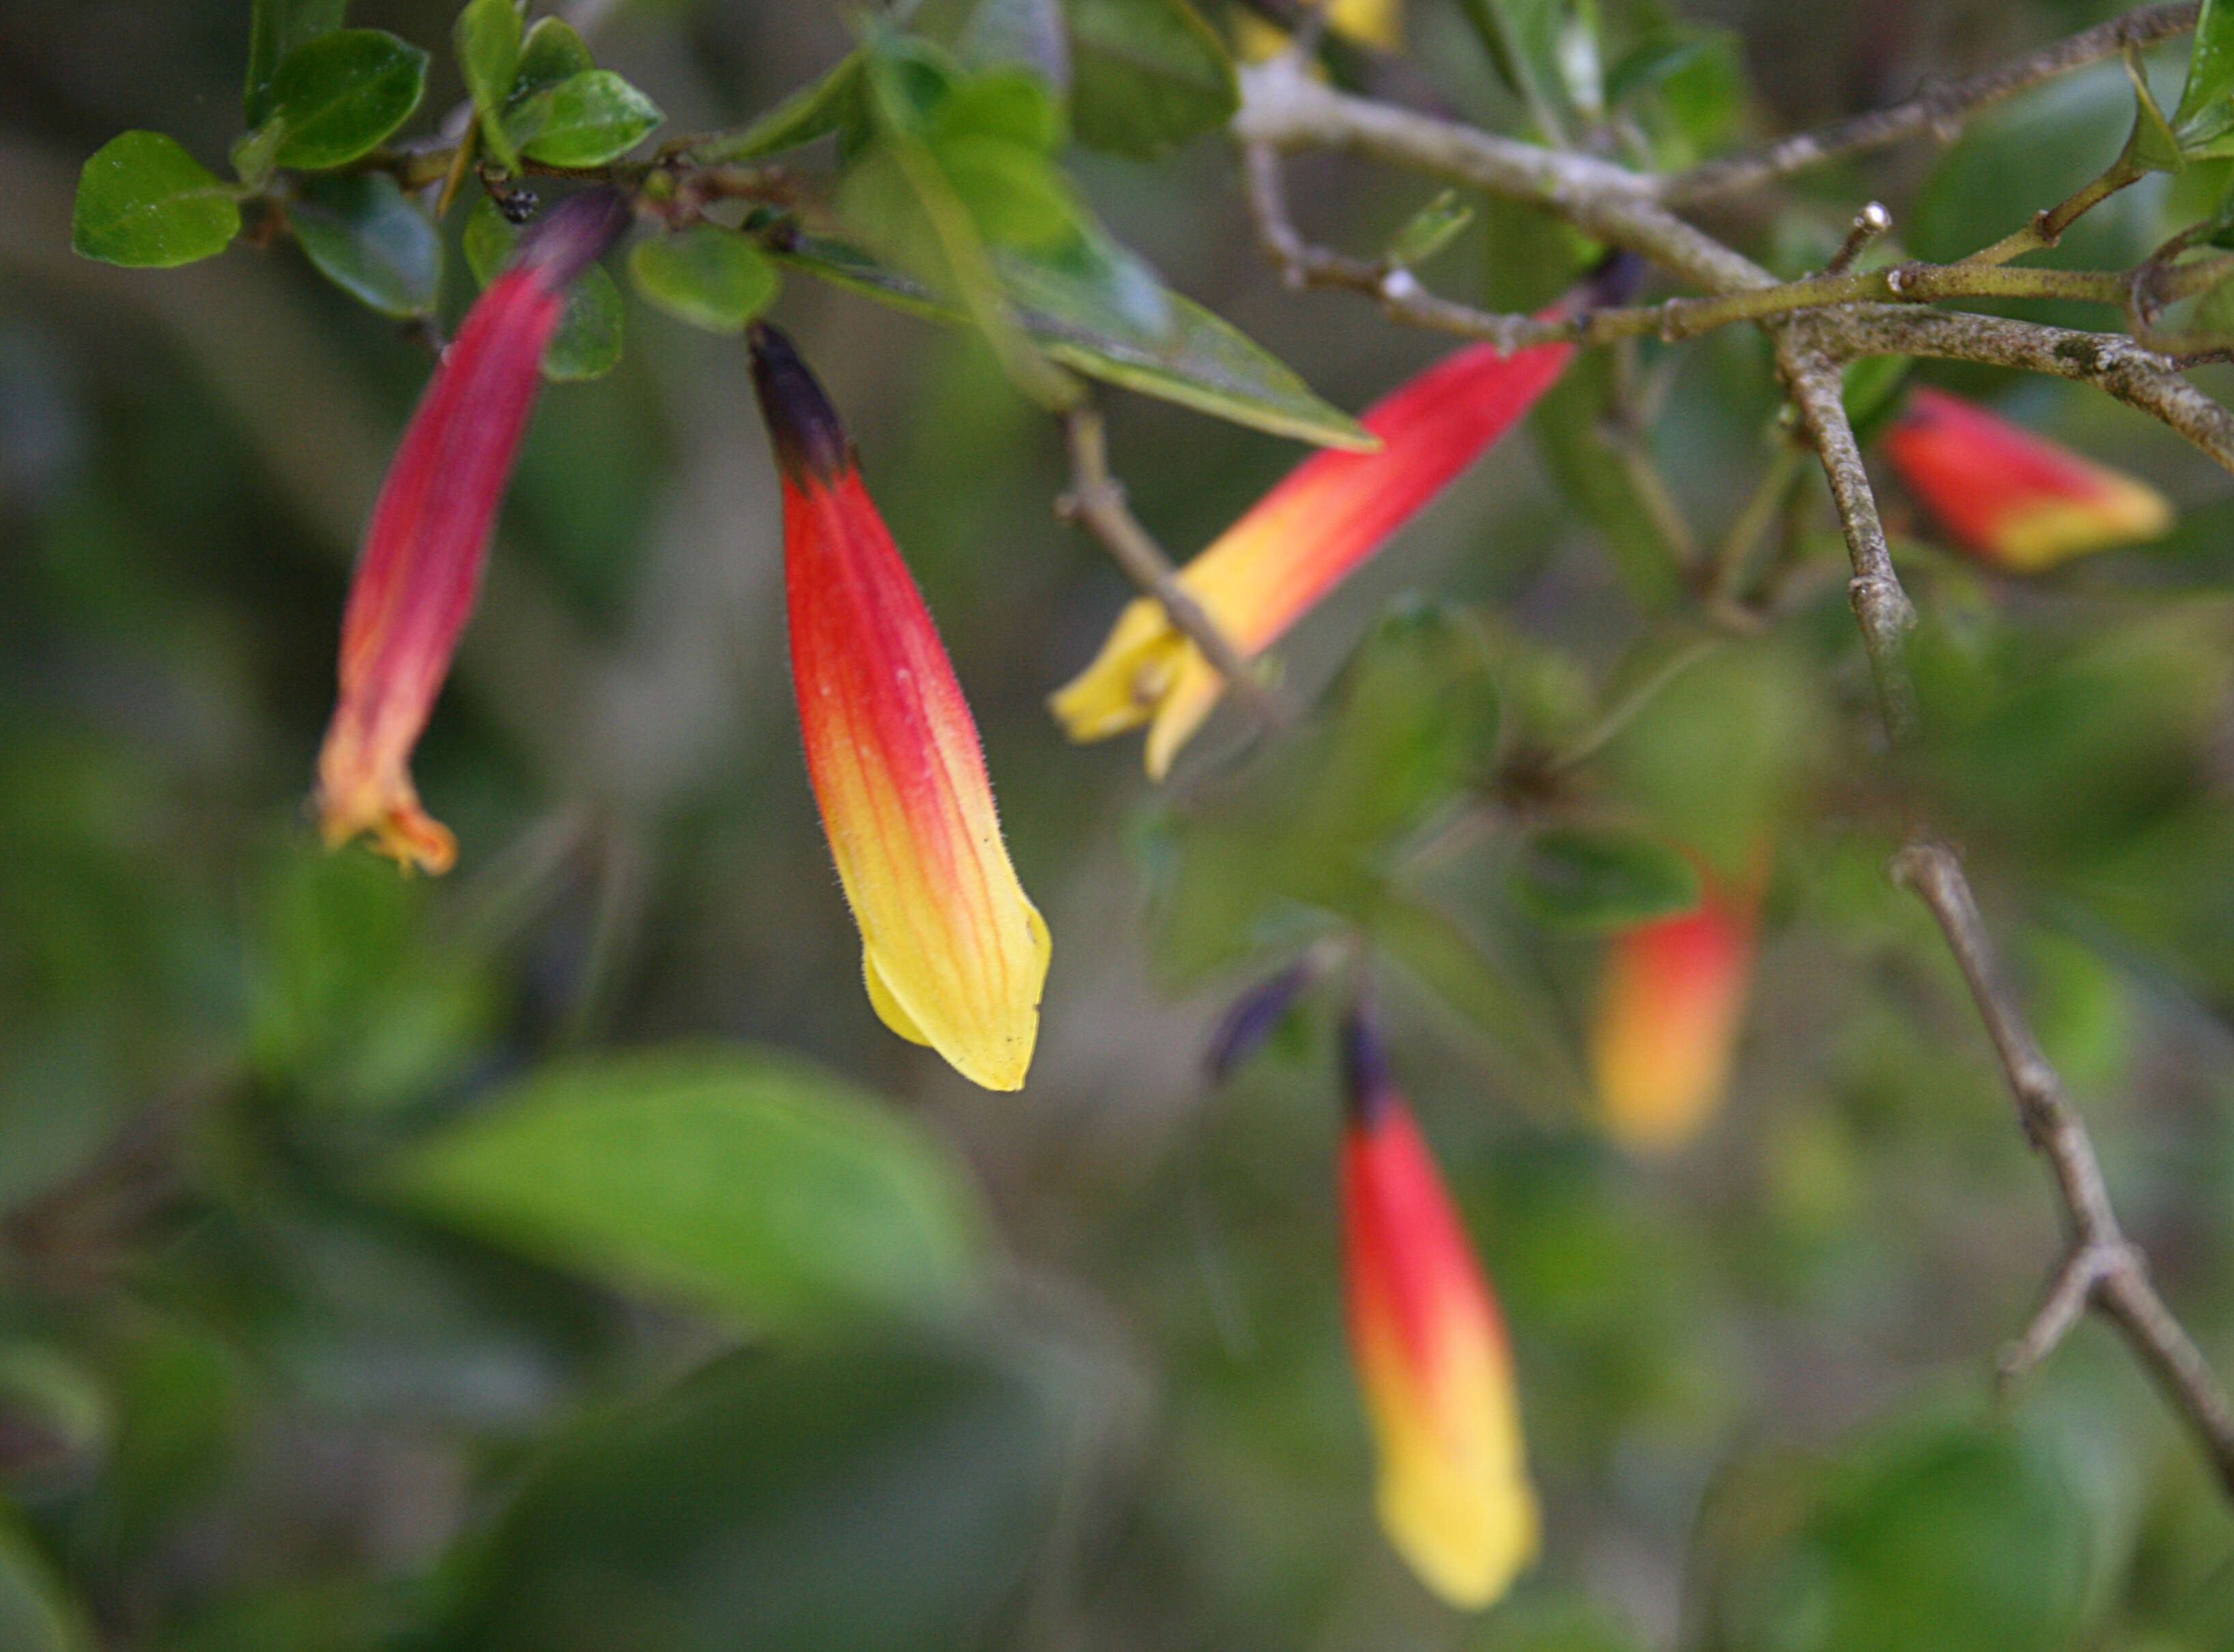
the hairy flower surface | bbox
[1591,878,1756,1152]
[749,324,1049,1092]
[315,190,630,872]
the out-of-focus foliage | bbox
[10,0,2234,1647]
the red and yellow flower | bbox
[315,189,631,873]
[1881,386,2173,572]
[748,324,1049,1092]
[1341,1010,1538,1608]
[1590,874,1757,1153]
[1051,291,1604,778]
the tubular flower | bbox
[748,324,1049,1092]
[1340,1010,1538,1609]
[1590,877,1757,1154]
[1882,386,2173,571]
[315,189,630,872]
[1051,270,1623,778]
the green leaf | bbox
[228,119,289,190]
[1531,351,1684,606]
[927,63,1065,152]
[776,225,1370,446]
[628,226,780,333]
[1840,354,1911,444]
[245,0,347,125]
[455,0,525,170]
[1511,825,1701,930]
[71,132,242,268]
[1454,0,1572,139]
[513,69,664,167]
[0,1509,87,1652]
[916,0,1072,82]
[934,134,1081,248]
[262,29,429,169]
[1385,189,1475,270]
[691,51,866,164]
[2121,45,2185,173]
[1147,601,1502,979]
[464,197,626,381]
[2175,0,2234,143]
[287,172,442,317]
[511,14,594,98]
[1063,0,1236,158]
[386,1045,994,1334]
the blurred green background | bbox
[10,0,2234,1647]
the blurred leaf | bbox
[228,118,288,189]
[248,847,495,1113]
[628,227,780,334]
[1063,0,1234,158]
[246,0,348,124]
[0,1509,87,1652]
[1512,825,1700,930]
[287,172,442,317]
[512,70,664,167]
[464,197,625,380]
[777,225,1370,446]
[388,1044,995,1335]
[261,29,429,169]
[1454,0,1570,136]
[1841,354,1910,444]
[917,0,1072,82]
[446,1339,1090,1652]
[1148,600,1501,978]
[455,0,525,169]
[935,134,1082,248]
[694,51,866,162]
[1531,353,1684,606]
[71,133,241,268]
[1386,190,1475,270]
[1615,25,1748,165]
[2175,0,2234,153]
[1699,1410,2097,1652]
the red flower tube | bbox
[1882,386,2173,572]
[1341,1010,1538,1608]
[748,324,1049,1092]
[1051,261,1635,778]
[315,189,630,872]
[1590,875,1756,1153]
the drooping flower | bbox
[315,188,631,872]
[748,324,1049,1092]
[1590,874,1757,1154]
[1051,266,1628,778]
[1340,1008,1538,1608]
[1881,386,2173,572]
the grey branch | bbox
[1656,2,2202,203]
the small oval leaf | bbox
[628,227,780,334]
[264,29,430,170]
[72,132,241,268]
[289,172,443,317]
[455,0,526,169]
[516,70,664,167]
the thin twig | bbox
[1057,405,1296,730]
[1656,2,2201,202]
[1893,842,2234,1494]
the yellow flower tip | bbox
[1378,1463,1540,1610]
[1237,0,1402,59]
[1590,895,1755,1154]
[862,902,1051,1092]
[1047,599,1182,742]
[315,763,457,877]
[1994,480,2177,572]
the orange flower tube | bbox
[1340,1010,1538,1608]
[1051,266,1629,778]
[1590,879,1756,1153]
[748,324,1049,1092]
[1881,386,2172,571]
[315,189,630,872]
